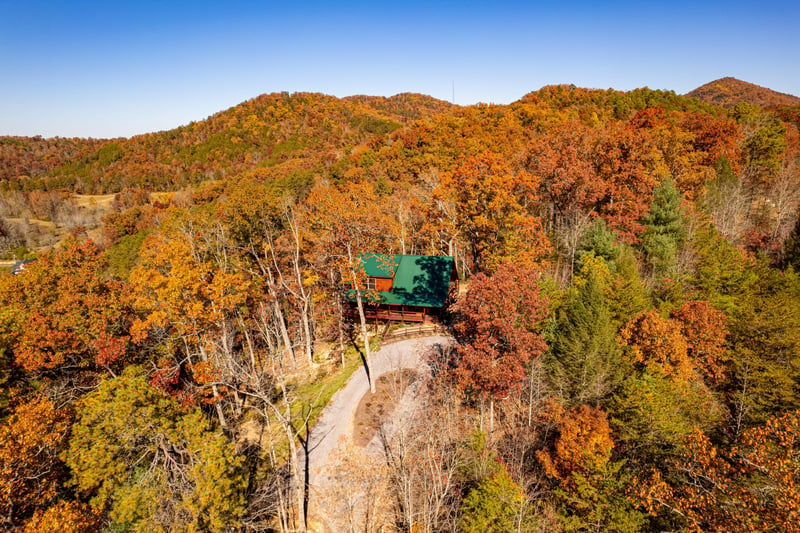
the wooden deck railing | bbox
[380,324,450,345]
[345,308,426,323]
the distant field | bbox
[75,192,176,209]
[74,194,116,209]
[4,217,57,229]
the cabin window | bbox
[366,277,376,290]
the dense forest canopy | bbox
[2,78,800,532]
[688,77,800,109]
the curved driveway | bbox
[301,335,453,525]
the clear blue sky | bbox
[1,0,798,138]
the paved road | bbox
[300,335,453,529]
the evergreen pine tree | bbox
[577,218,620,266]
[606,246,650,329]
[640,177,686,278]
[460,463,532,533]
[547,257,624,406]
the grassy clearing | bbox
[4,217,57,229]
[74,194,116,209]
[291,348,364,436]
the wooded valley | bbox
[2,78,800,532]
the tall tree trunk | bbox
[197,342,229,431]
[338,296,346,367]
[275,209,316,366]
[489,398,495,435]
[350,267,376,394]
[282,409,306,532]
[267,263,295,368]
[272,293,296,368]
[300,302,314,365]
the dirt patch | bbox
[74,194,116,209]
[4,217,57,229]
[352,369,418,447]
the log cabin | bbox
[345,253,458,323]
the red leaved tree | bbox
[452,262,549,429]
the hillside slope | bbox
[687,77,800,109]
[0,92,453,194]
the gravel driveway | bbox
[301,335,453,527]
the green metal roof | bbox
[359,253,399,278]
[351,254,455,308]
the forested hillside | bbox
[688,76,800,109]
[2,80,800,532]
[0,92,452,194]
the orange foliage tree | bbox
[0,396,71,527]
[637,412,800,532]
[439,151,549,274]
[537,403,644,531]
[619,310,693,383]
[303,180,396,393]
[594,122,661,242]
[671,300,728,385]
[0,238,132,374]
[452,262,549,428]
[129,210,253,428]
[23,501,101,533]
[537,404,614,479]
[525,119,602,278]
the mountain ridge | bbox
[686,77,800,109]
[2,80,796,195]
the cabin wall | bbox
[375,277,393,291]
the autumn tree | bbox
[112,187,151,212]
[733,410,800,530]
[537,404,644,532]
[638,413,800,532]
[419,168,464,259]
[221,181,318,367]
[615,313,722,463]
[593,121,661,242]
[23,501,101,533]
[671,300,728,385]
[452,262,549,430]
[304,180,395,393]
[66,367,247,532]
[525,120,601,281]
[0,238,133,378]
[129,209,254,428]
[630,108,713,201]
[0,396,71,528]
[619,310,692,383]
[634,428,739,531]
[440,150,549,274]
[132,201,318,532]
